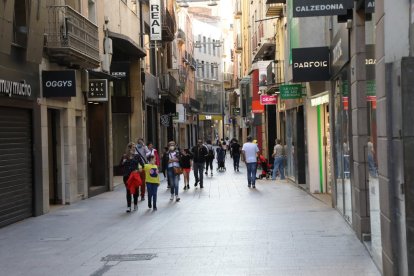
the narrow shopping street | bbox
[0,157,379,276]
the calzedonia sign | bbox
[292,47,331,82]
[293,0,353,17]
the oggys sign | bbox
[293,0,353,17]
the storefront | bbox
[0,53,41,227]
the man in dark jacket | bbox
[191,139,208,188]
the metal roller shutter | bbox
[0,107,33,228]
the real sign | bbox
[293,0,353,18]
[150,0,162,41]
[260,95,277,105]
[88,79,108,102]
[42,70,76,97]
[292,47,331,82]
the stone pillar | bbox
[349,9,370,239]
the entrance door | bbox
[47,109,61,204]
[88,103,109,197]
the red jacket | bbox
[127,171,142,194]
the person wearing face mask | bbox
[135,138,150,201]
[167,141,181,202]
[191,139,208,188]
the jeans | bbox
[233,154,240,170]
[272,156,285,180]
[205,158,213,172]
[246,162,257,186]
[193,162,205,186]
[146,183,159,207]
[167,167,180,196]
[368,154,378,177]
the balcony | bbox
[45,5,100,69]
[234,0,242,19]
[159,73,178,99]
[162,9,176,42]
[266,0,285,17]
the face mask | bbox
[137,144,142,149]
[169,146,175,151]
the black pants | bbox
[233,154,240,169]
[205,158,213,172]
[124,175,138,207]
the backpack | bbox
[206,145,214,158]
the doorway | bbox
[47,109,62,205]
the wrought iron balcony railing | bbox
[45,5,100,68]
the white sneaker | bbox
[126,207,131,213]
[176,196,180,202]
[170,194,174,200]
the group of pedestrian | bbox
[120,136,287,213]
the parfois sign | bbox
[149,0,162,41]
[293,0,353,17]
[292,47,331,82]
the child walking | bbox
[144,156,161,210]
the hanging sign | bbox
[150,0,162,41]
[292,47,331,82]
[293,0,353,18]
[252,100,264,113]
[280,84,303,99]
[366,0,375,13]
[42,70,76,97]
[88,79,108,101]
[260,95,277,105]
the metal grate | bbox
[101,254,156,262]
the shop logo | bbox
[293,0,353,17]
[45,80,73,88]
[0,79,32,98]
[42,70,76,98]
[150,0,162,41]
[292,47,331,82]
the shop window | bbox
[13,0,29,47]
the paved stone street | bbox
[0,157,380,276]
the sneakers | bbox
[148,202,152,209]
[176,196,180,202]
[248,184,251,188]
[133,205,138,211]
[170,194,174,200]
[153,207,158,211]
[194,181,199,187]
[205,171,208,175]
[186,184,190,190]
[211,172,213,176]
[126,207,131,213]
[141,196,145,201]
[252,185,256,189]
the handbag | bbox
[173,166,183,175]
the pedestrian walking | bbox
[205,139,215,176]
[272,139,285,180]
[191,139,208,188]
[146,142,160,167]
[135,138,149,201]
[144,155,160,210]
[180,148,193,190]
[242,136,259,188]
[167,141,181,202]
[120,142,144,212]
[231,139,241,171]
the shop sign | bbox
[280,84,303,99]
[331,24,349,76]
[292,47,331,82]
[88,79,108,102]
[366,0,375,14]
[293,0,353,18]
[42,70,76,97]
[252,100,264,113]
[0,79,32,98]
[149,0,162,41]
[310,93,329,106]
[199,114,222,121]
[173,104,185,123]
[233,107,240,115]
[260,95,277,105]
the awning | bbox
[253,42,275,62]
[108,31,146,59]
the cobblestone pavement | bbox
[0,157,380,276]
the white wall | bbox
[306,101,321,193]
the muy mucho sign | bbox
[293,0,353,17]
[260,95,277,105]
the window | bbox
[13,0,29,47]
[88,0,96,23]
[212,40,216,56]
[203,36,206,53]
[198,35,202,53]
[208,38,211,55]
[206,62,210,79]
[201,61,205,78]
[211,64,215,79]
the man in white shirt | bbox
[242,136,259,188]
